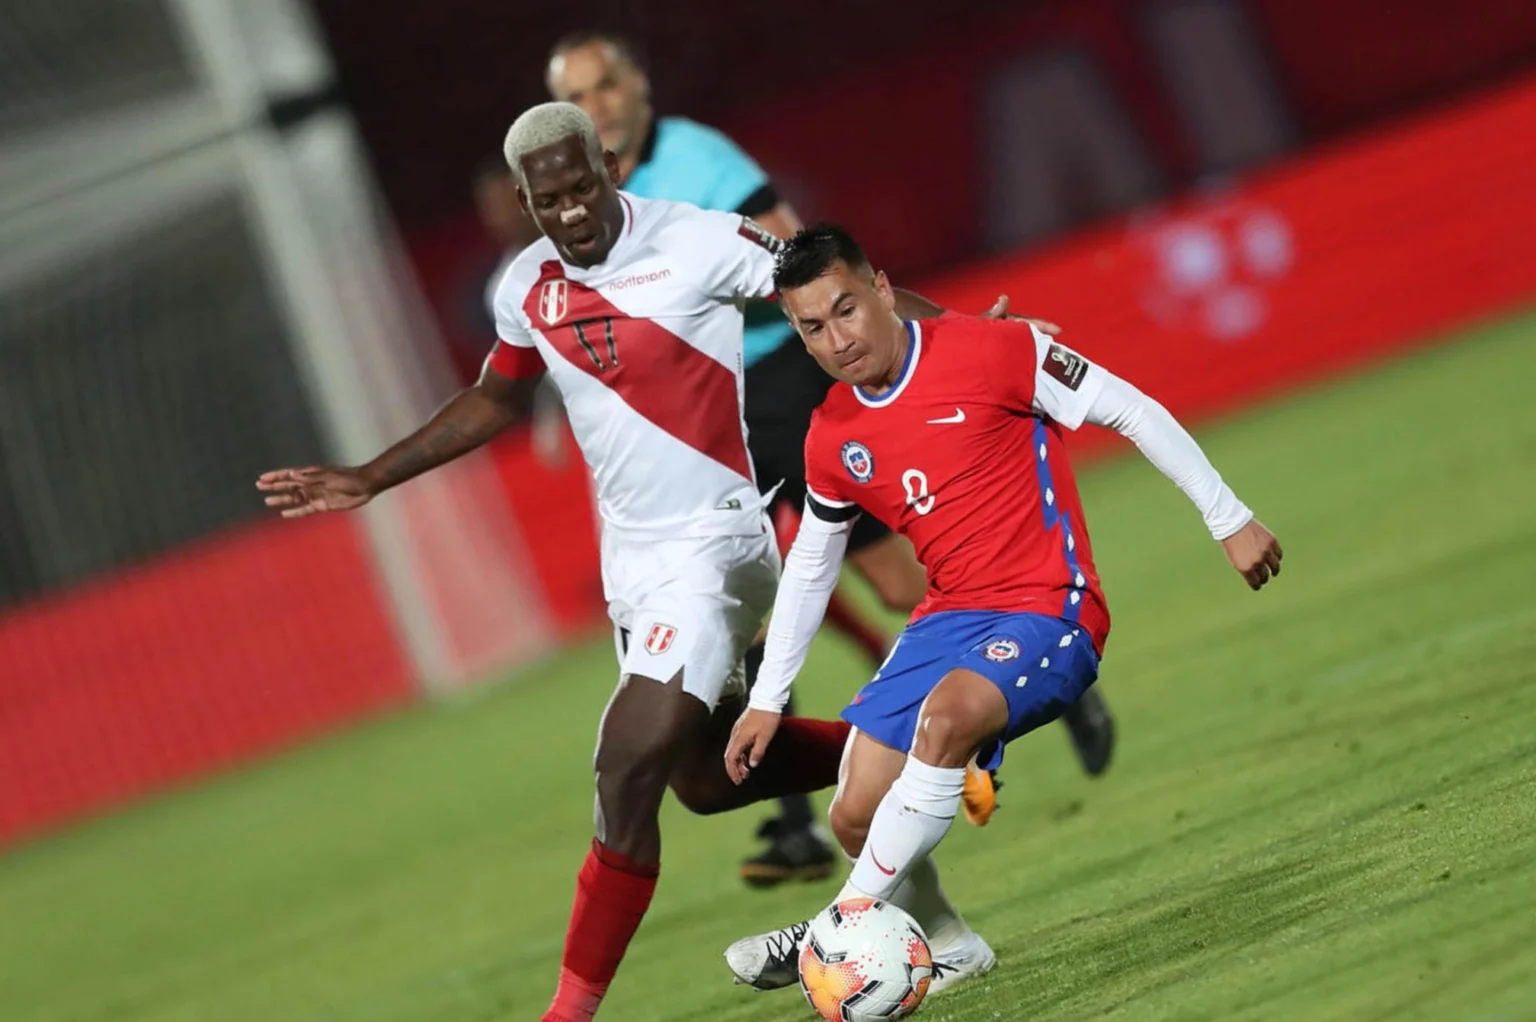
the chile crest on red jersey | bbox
[841,441,875,483]
[801,316,1111,656]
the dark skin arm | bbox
[891,287,946,320]
[893,288,1061,333]
[256,365,541,517]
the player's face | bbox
[547,43,651,160]
[517,137,626,267]
[781,262,906,388]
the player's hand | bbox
[256,466,374,519]
[981,294,1061,336]
[725,708,783,785]
[1221,519,1283,590]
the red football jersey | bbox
[804,315,1111,653]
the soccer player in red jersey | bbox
[723,225,1282,995]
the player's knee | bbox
[668,769,734,816]
[594,761,670,821]
[595,730,683,805]
[827,799,870,858]
[911,705,983,769]
[595,731,672,775]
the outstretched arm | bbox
[1016,323,1281,588]
[257,360,541,518]
[1080,373,1281,589]
[360,363,539,494]
[1050,354,1283,590]
[725,501,856,782]
[1084,373,1253,540]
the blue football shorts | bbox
[842,609,1100,770]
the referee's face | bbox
[782,263,905,389]
[548,42,650,161]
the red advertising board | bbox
[0,517,414,847]
[922,77,1536,458]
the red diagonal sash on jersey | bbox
[525,261,753,480]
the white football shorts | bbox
[602,524,780,708]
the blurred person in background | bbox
[474,153,542,273]
[546,29,1118,885]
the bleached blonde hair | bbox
[503,102,604,186]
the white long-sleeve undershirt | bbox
[747,365,1252,714]
[1090,372,1253,542]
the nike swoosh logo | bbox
[926,408,965,424]
[870,849,897,876]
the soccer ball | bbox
[798,897,934,1021]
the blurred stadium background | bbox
[1,2,1534,1020]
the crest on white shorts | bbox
[538,280,568,324]
[645,623,678,655]
[841,440,875,484]
[982,638,1021,663]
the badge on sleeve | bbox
[1043,344,1089,391]
[738,218,782,254]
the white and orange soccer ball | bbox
[798,897,934,1022]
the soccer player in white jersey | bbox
[257,103,990,1022]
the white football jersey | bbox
[490,193,781,539]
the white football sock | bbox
[834,854,967,948]
[847,757,965,901]
[897,855,970,950]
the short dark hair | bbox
[548,31,646,73]
[773,224,873,293]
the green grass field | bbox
[4,314,1535,1022]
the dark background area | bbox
[309,0,1536,385]
[313,0,1536,232]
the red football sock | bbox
[744,716,851,800]
[543,840,659,1022]
[825,591,891,666]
